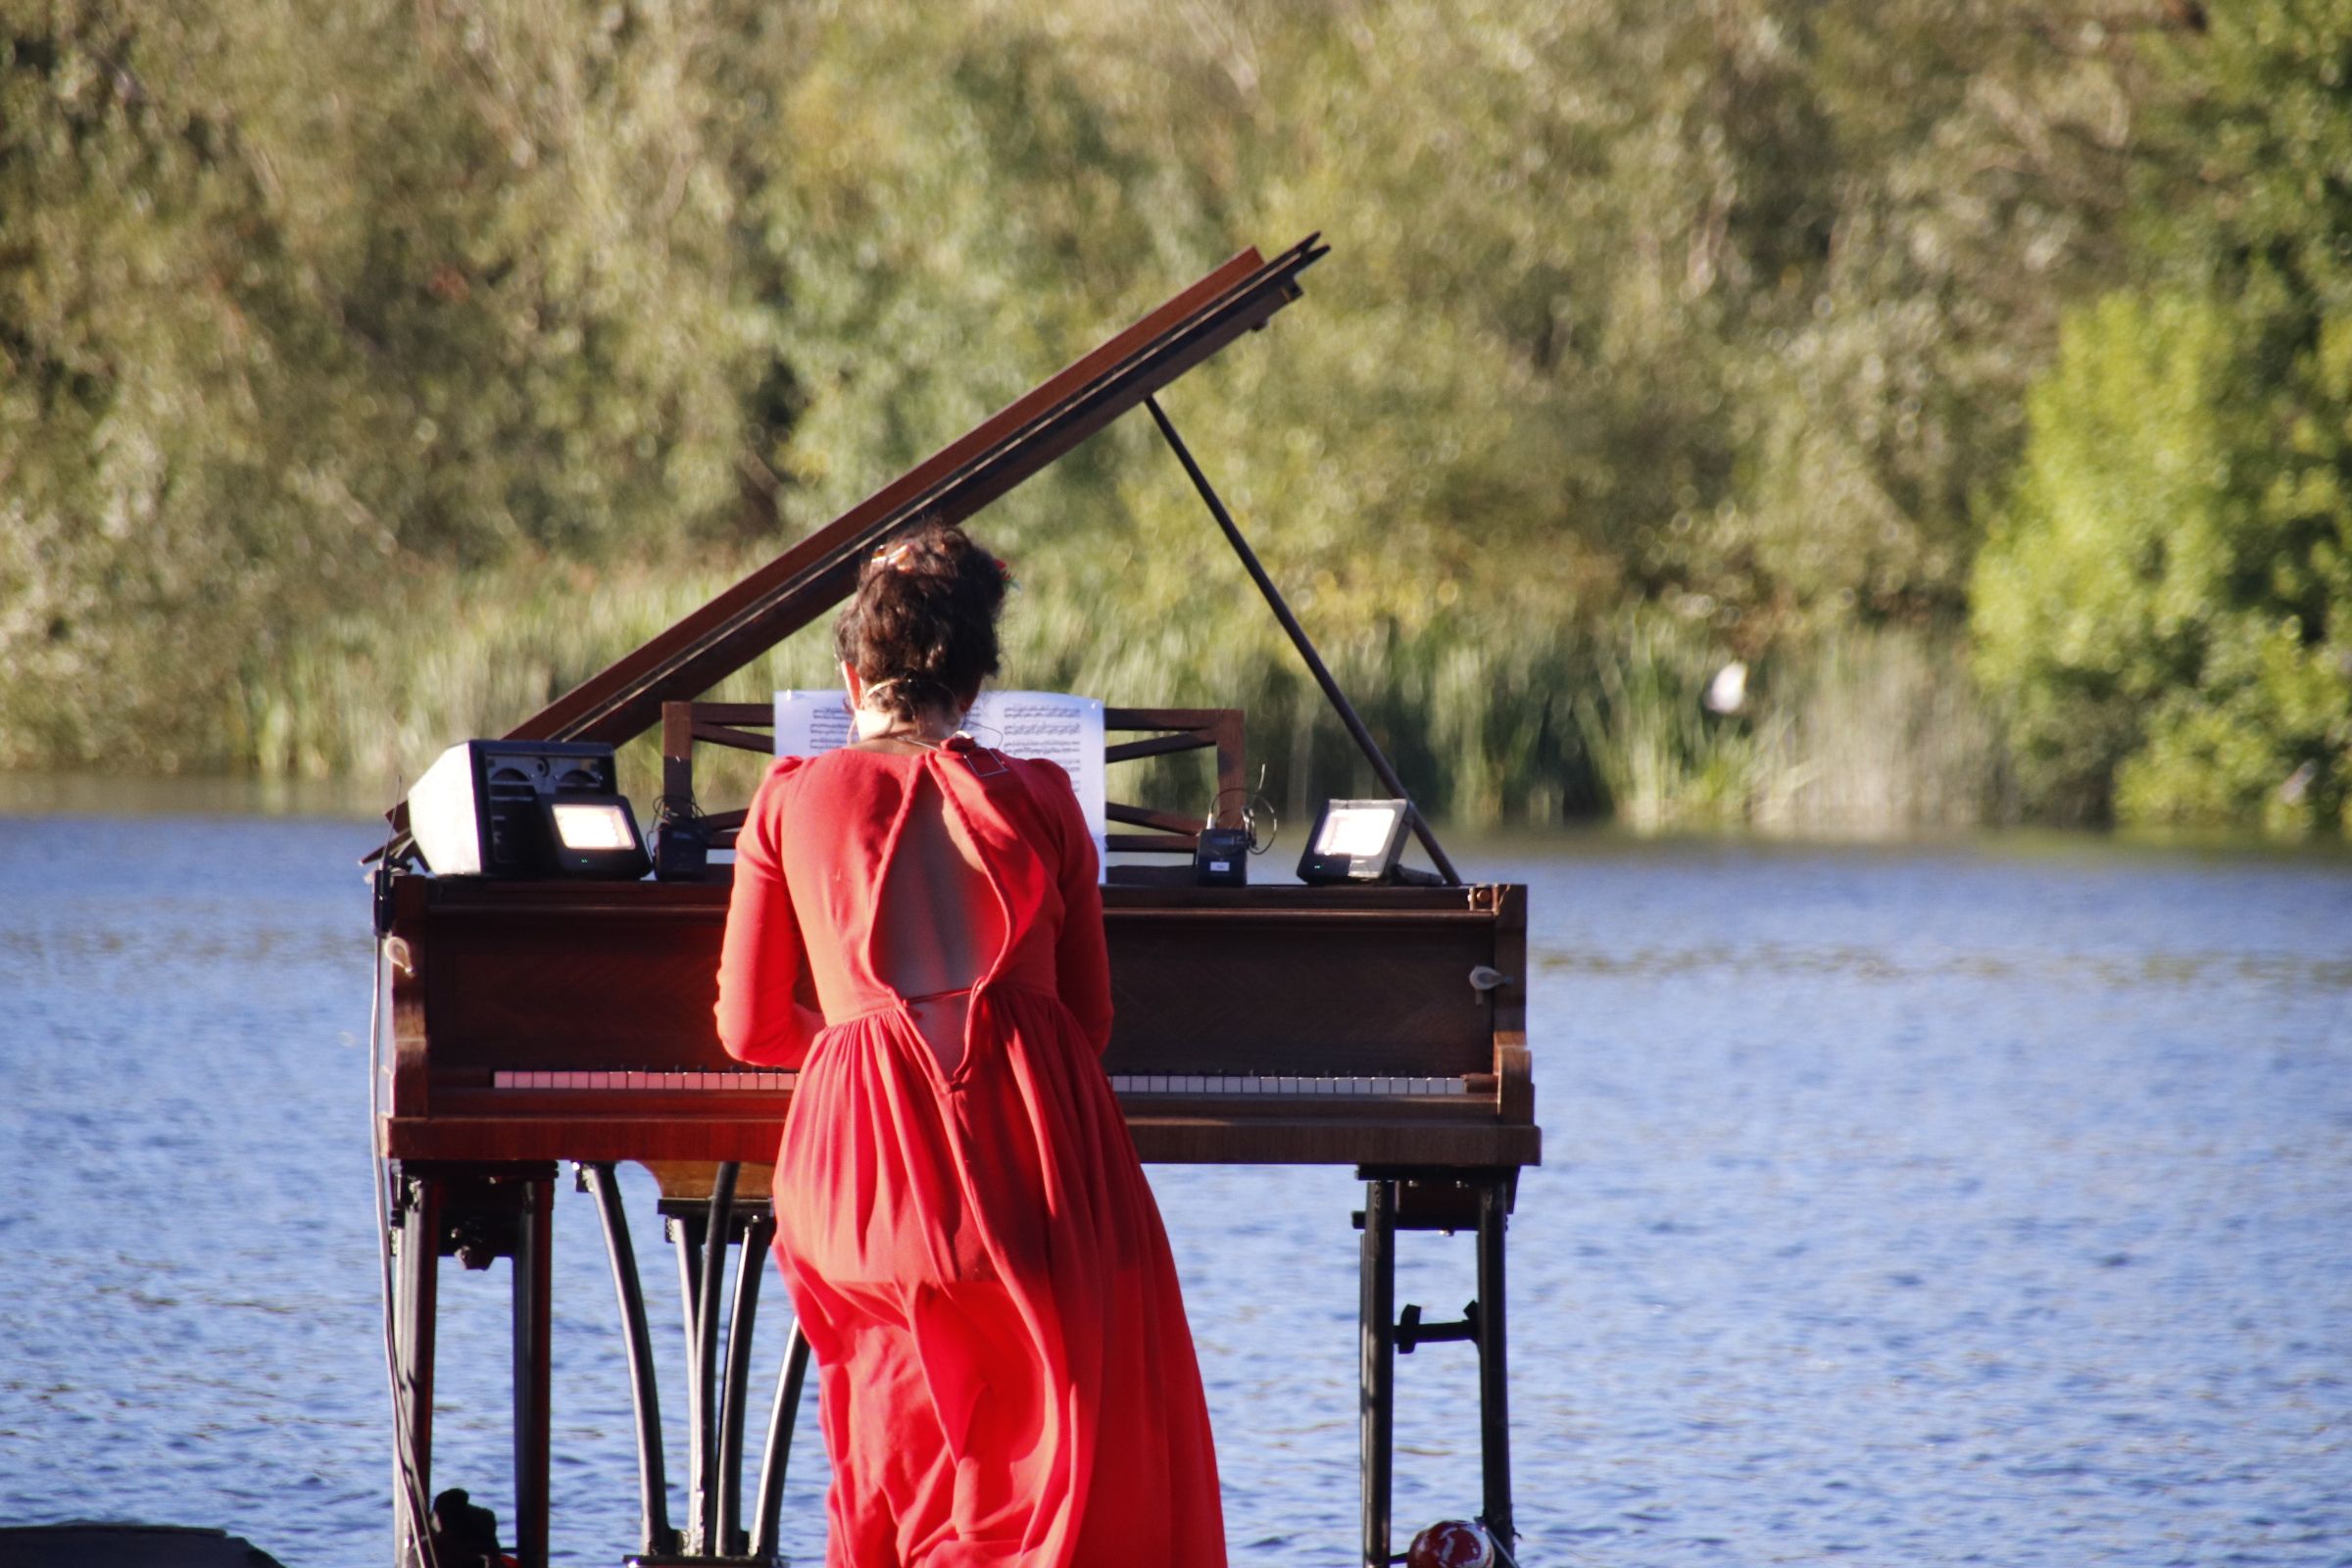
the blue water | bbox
[2,807,2348,1565]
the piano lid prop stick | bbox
[1144,394,1462,887]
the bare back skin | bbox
[855,740,1006,1075]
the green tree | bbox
[1972,0,2352,830]
[0,0,781,769]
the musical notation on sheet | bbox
[772,689,1107,857]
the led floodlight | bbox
[408,739,651,880]
[1296,798,1413,884]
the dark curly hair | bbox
[832,520,1010,722]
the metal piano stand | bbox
[1356,1166,1521,1568]
[390,1158,1520,1568]
[388,1162,555,1568]
[388,1159,813,1568]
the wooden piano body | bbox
[374,235,1537,1568]
[381,786,1533,1175]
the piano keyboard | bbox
[489,1070,1471,1098]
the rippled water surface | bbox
[2,801,2348,1566]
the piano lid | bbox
[511,235,1327,750]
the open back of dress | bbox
[870,765,1007,1075]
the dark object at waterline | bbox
[430,1487,518,1568]
[0,1524,286,1568]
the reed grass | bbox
[198,557,2007,840]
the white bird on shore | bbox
[1704,660,1748,715]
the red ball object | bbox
[1406,1518,1495,1568]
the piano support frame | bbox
[388,1162,555,1568]
[1358,1169,1522,1568]
[388,1153,1522,1568]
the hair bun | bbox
[836,520,1009,720]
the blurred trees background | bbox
[3,0,2342,831]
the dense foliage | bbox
[1974,0,2352,830]
[5,0,2328,831]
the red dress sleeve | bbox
[1038,760,1114,1054]
[715,759,825,1067]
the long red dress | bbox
[715,740,1226,1568]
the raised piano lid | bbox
[509,235,1328,752]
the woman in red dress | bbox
[715,522,1226,1568]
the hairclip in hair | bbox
[993,556,1018,592]
[871,541,915,571]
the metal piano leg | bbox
[583,1162,676,1558]
[715,1209,775,1556]
[389,1164,555,1568]
[649,1163,808,1565]
[513,1172,554,1568]
[750,1319,813,1564]
[692,1164,737,1555]
[1358,1170,1521,1568]
[391,1171,440,1568]
[1476,1179,1515,1547]
[1359,1177,1397,1568]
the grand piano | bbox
[374,236,1538,1568]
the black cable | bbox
[369,828,443,1568]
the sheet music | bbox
[771,690,857,758]
[773,690,1107,860]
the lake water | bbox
[1,792,2347,1566]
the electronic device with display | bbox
[407,739,650,880]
